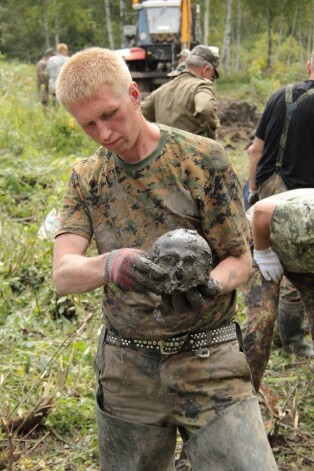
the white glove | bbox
[253,247,284,283]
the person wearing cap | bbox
[167,48,190,78]
[141,45,220,139]
[46,43,69,104]
[36,47,54,106]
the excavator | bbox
[116,0,199,93]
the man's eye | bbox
[101,111,115,121]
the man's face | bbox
[68,82,141,161]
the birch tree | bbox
[104,0,115,50]
[220,0,233,76]
[204,0,210,45]
[120,0,127,48]
[235,0,241,74]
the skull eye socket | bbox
[158,254,180,265]
[182,255,195,264]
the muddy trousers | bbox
[94,325,278,470]
[96,395,278,471]
[258,174,312,354]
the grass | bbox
[0,60,313,470]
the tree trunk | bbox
[235,0,241,74]
[104,0,115,50]
[273,1,285,64]
[204,0,210,45]
[41,0,50,48]
[120,0,126,48]
[266,7,273,71]
[221,0,233,77]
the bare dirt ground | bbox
[217,98,260,143]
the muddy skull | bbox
[150,229,212,293]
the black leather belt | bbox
[104,323,237,356]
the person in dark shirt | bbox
[248,51,314,199]
[244,51,314,365]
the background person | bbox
[167,48,190,78]
[46,43,69,103]
[36,47,54,106]
[141,45,220,138]
[243,189,314,392]
[245,50,314,358]
[53,47,278,470]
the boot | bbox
[278,299,314,357]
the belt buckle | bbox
[193,348,210,358]
[158,340,178,355]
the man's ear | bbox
[306,60,312,77]
[129,82,141,106]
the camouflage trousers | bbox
[38,83,49,106]
[242,263,314,391]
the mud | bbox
[217,100,260,143]
[150,229,212,294]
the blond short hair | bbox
[56,47,132,108]
[56,43,68,55]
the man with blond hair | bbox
[53,47,278,470]
[46,43,69,102]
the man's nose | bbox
[98,122,112,142]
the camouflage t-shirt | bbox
[269,188,314,273]
[57,125,250,339]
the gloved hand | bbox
[247,190,259,209]
[104,248,168,293]
[253,247,284,283]
[161,278,222,314]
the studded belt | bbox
[104,323,237,356]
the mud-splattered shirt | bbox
[57,125,250,339]
[269,189,314,273]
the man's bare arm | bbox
[252,200,277,250]
[53,233,107,296]
[210,249,252,294]
[248,137,264,191]
[252,200,284,282]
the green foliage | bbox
[0,61,101,467]
[249,76,282,105]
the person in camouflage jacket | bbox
[244,189,314,391]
